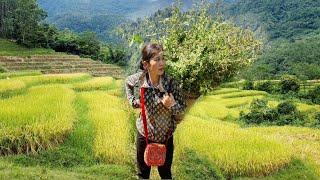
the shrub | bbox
[0,66,7,73]
[307,85,320,104]
[255,81,274,93]
[240,99,279,125]
[240,99,305,126]
[276,113,305,126]
[314,112,320,126]
[276,101,305,126]
[52,30,100,59]
[98,45,127,66]
[277,101,297,115]
[243,80,254,90]
[279,75,300,94]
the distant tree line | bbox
[0,0,126,66]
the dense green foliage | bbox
[221,0,320,80]
[224,0,320,41]
[49,14,127,43]
[307,86,320,104]
[0,0,50,47]
[98,45,127,66]
[279,75,300,94]
[243,80,254,90]
[240,99,305,126]
[315,112,320,126]
[255,81,275,94]
[52,30,100,58]
[240,35,320,80]
[0,65,6,73]
[162,7,260,94]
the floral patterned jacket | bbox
[125,70,187,143]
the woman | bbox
[125,43,187,179]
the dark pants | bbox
[136,131,174,179]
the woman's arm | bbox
[169,79,187,115]
[125,73,141,108]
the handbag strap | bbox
[140,87,149,145]
[140,87,173,146]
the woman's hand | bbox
[161,93,176,109]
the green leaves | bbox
[161,6,261,94]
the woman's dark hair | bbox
[140,43,163,70]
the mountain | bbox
[223,0,320,41]
[222,0,320,80]
[37,0,210,42]
[37,0,195,42]
[38,0,195,20]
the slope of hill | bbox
[0,39,124,78]
[223,0,320,41]
[219,0,320,80]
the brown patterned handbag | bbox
[140,87,171,166]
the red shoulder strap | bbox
[140,87,149,144]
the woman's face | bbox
[145,51,166,76]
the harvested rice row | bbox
[13,73,91,87]
[220,90,268,99]
[0,79,26,98]
[79,92,132,165]
[0,71,42,80]
[209,88,242,95]
[174,115,294,178]
[189,92,265,120]
[249,126,320,176]
[72,77,116,91]
[0,85,76,155]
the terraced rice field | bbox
[0,72,320,179]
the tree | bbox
[160,5,261,94]
[7,0,47,47]
[0,0,17,38]
[77,31,100,58]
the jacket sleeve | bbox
[125,73,141,108]
[170,79,187,116]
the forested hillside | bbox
[221,0,320,80]
[224,0,320,41]
[37,0,196,42]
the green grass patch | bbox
[0,39,65,57]
[174,148,224,179]
[0,71,42,80]
[0,160,134,179]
